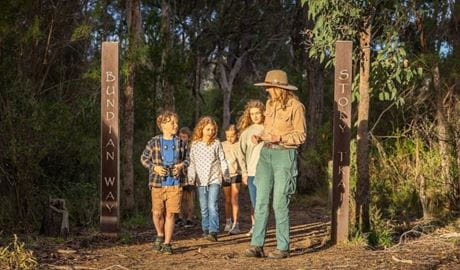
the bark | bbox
[432,66,453,199]
[218,52,247,132]
[122,0,142,212]
[193,55,202,123]
[356,22,371,232]
[161,0,174,111]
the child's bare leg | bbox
[231,183,240,223]
[164,211,175,244]
[153,211,165,237]
[223,186,232,220]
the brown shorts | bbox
[151,186,183,213]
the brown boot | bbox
[267,249,289,259]
[244,246,265,258]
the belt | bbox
[263,142,290,150]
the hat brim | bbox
[254,82,298,91]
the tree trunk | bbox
[194,55,202,123]
[356,23,371,232]
[122,0,142,212]
[161,0,174,111]
[432,65,454,206]
[218,53,247,133]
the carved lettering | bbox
[106,86,115,95]
[105,203,114,212]
[106,138,115,148]
[106,151,114,160]
[339,69,350,80]
[339,83,347,94]
[109,125,112,134]
[106,112,115,120]
[338,151,347,162]
[106,192,115,201]
[338,97,349,107]
[338,124,346,133]
[106,98,115,108]
[339,111,347,121]
[338,166,346,176]
[106,71,116,82]
[104,177,116,186]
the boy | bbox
[140,111,189,255]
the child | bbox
[140,111,189,255]
[177,127,195,228]
[188,116,230,241]
[222,124,242,235]
[236,100,265,236]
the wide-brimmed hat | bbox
[254,69,298,91]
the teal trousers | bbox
[250,147,298,251]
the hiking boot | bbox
[228,222,241,235]
[161,243,173,255]
[267,249,289,259]
[224,219,232,232]
[205,232,218,242]
[184,219,194,228]
[244,246,264,258]
[153,236,164,252]
[245,225,254,236]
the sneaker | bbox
[205,232,218,242]
[224,219,232,232]
[184,219,194,228]
[267,249,289,259]
[153,236,164,252]
[161,243,173,255]
[228,222,241,235]
[246,226,254,236]
[244,246,264,258]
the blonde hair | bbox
[156,110,178,131]
[237,100,265,132]
[268,88,298,110]
[192,116,218,144]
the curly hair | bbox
[268,88,298,110]
[192,116,218,144]
[156,110,178,131]
[236,99,265,132]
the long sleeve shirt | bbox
[263,98,307,148]
[140,135,189,187]
[222,140,240,177]
[188,139,230,186]
[236,124,264,177]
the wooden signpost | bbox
[331,40,352,244]
[101,42,120,235]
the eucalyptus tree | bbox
[304,0,420,232]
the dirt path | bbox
[35,193,459,270]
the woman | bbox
[244,70,306,259]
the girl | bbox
[236,100,265,236]
[222,124,242,235]
[188,116,230,241]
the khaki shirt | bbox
[263,98,307,148]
